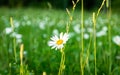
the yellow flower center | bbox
[56,39,63,45]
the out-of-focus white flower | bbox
[11,32,22,39]
[10,32,22,43]
[23,16,28,20]
[84,18,92,26]
[23,51,27,55]
[4,27,12,34]
[96,26,108,37]
[22,21,27,26]
[39,21,46,30]
[84,33,89,39]
[15,34,22,39]
[73,24,80,34]
[14,20,20,28]
[85,20,89,25]
[87,28,93,33]
[16,39,22,43]
[27,20,31,25]
[96,30,107,37]
[44,17,49,21]
[53,29,59,36]
[116,55,120,60]
[112,36,120,46]
[48,32,69,50]
[102,26,108,31]
[10,32,17,37]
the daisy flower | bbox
[48,32,69,50]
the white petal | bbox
[51,45,57,49]
[54,35,59,41]
[48,41,55,46]
[57,44,64,49]
[60,32,63,39]
[50,35,59,41]
[62,33,69,43]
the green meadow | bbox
[0,6,120,75]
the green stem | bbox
[93,13,97,75]
[10,17,17,62]
[58,49,65,75]
[106,0,112,74]
[13,38,17,62]
[92,0,106,75]
[80,0,84,75]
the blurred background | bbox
[0,0,119,10]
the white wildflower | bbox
[116,55,120,60]
[10,32,22,43]
[96,30,106,37]
[53,29,59,36]
[73,24,80,34]
[48,32,69,50]
[14,20,20,28]
[16,38,22,43]
[84,33,89,39]
[39,21,46,30]
[4,27,12,34]
[87,28,93,33]
[102,26,108,31]
[112,36,120,46]
[15,34,22,39]
[27,20,31,25]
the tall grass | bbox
[106,0,112,74]
[66,0,79,33]
[20,44,24,75]
[92,12,97,75]
[92,0,106,75]
[10,17,17,62]
[80,0,84,74]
